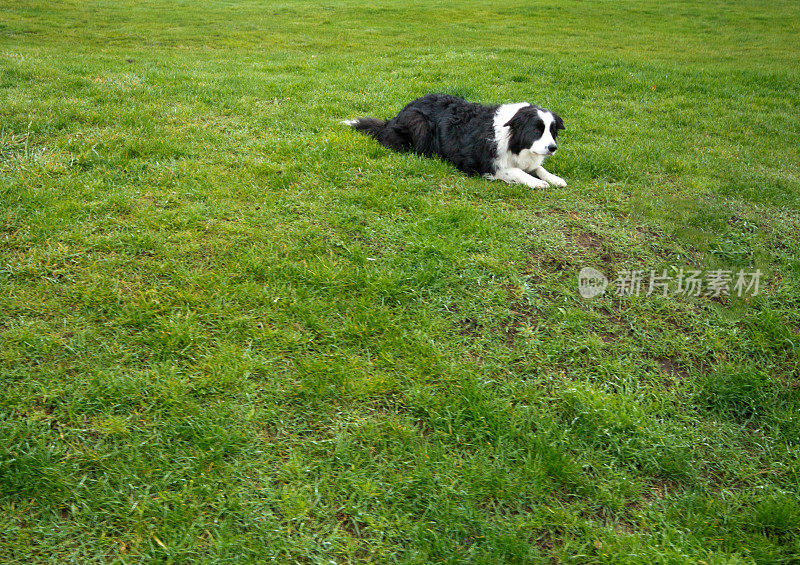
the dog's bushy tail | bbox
[342,117,410,152]
[342,117,386,138]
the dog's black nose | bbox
[548,144,557,153]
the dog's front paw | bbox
[528,178,550,189]
[548,175,567,188]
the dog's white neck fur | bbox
[492,103,530,171]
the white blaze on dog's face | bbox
[529,110,558,155]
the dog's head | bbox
[504,106,564,157]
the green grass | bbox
[1,0,799,562]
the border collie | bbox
[343,93,566,189]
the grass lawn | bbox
[2,0,800,562]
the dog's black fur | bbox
[346,93,564,178]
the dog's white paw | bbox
[528,179,550,189]
[549,175,567,188]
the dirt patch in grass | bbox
[655,356,691,386]
[563,228,628,265]
[571,231,605,252]
[458,317,483,338]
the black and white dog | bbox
[343,93,566,189]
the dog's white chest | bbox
[510,150,546,171]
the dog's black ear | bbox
[503,111,526,130]
[553,112,565,131]
[503,110,533,154]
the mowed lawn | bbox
[1,0,800,562]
